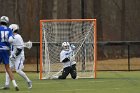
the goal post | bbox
[39,19,97,79]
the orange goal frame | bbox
[39,19,97,79]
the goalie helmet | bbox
[9,24,19,32]
[62,42,70,51]
[0,16,9,23]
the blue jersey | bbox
[0,25,13,64]
[0,25,13,48]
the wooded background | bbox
[0,0,140,42]
[0,0,140,70]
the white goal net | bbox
[39,19,97,79]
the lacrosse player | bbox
[0,16,19,91]
[52,42,77,79]
[2,24,32,89]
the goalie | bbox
[51,42,77,79]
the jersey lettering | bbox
[1,31,9,42]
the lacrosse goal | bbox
[39,19,97,79]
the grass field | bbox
[0,71,140,93]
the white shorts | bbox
[10,56,25,70]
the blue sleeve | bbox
[8,28,13,38]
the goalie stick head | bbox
[9,24,19,32]
[62,42,70,51]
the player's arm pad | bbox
[62,58,70,63]
[15,48,22,56]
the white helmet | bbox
[0,16,9,23]
[62,42,70,50]
[9,24,19,32]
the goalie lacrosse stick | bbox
[70,22,94,60]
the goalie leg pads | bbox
[70,64,77,79]
[58,67,70,79]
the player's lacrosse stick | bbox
[23,40,32,49]
[0,41,32,50]
[13,40,32,49]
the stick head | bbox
[24,41,32,49]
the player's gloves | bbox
[10,54,16,61]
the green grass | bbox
[0,71,140,93]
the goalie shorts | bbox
[58,64,77,79]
